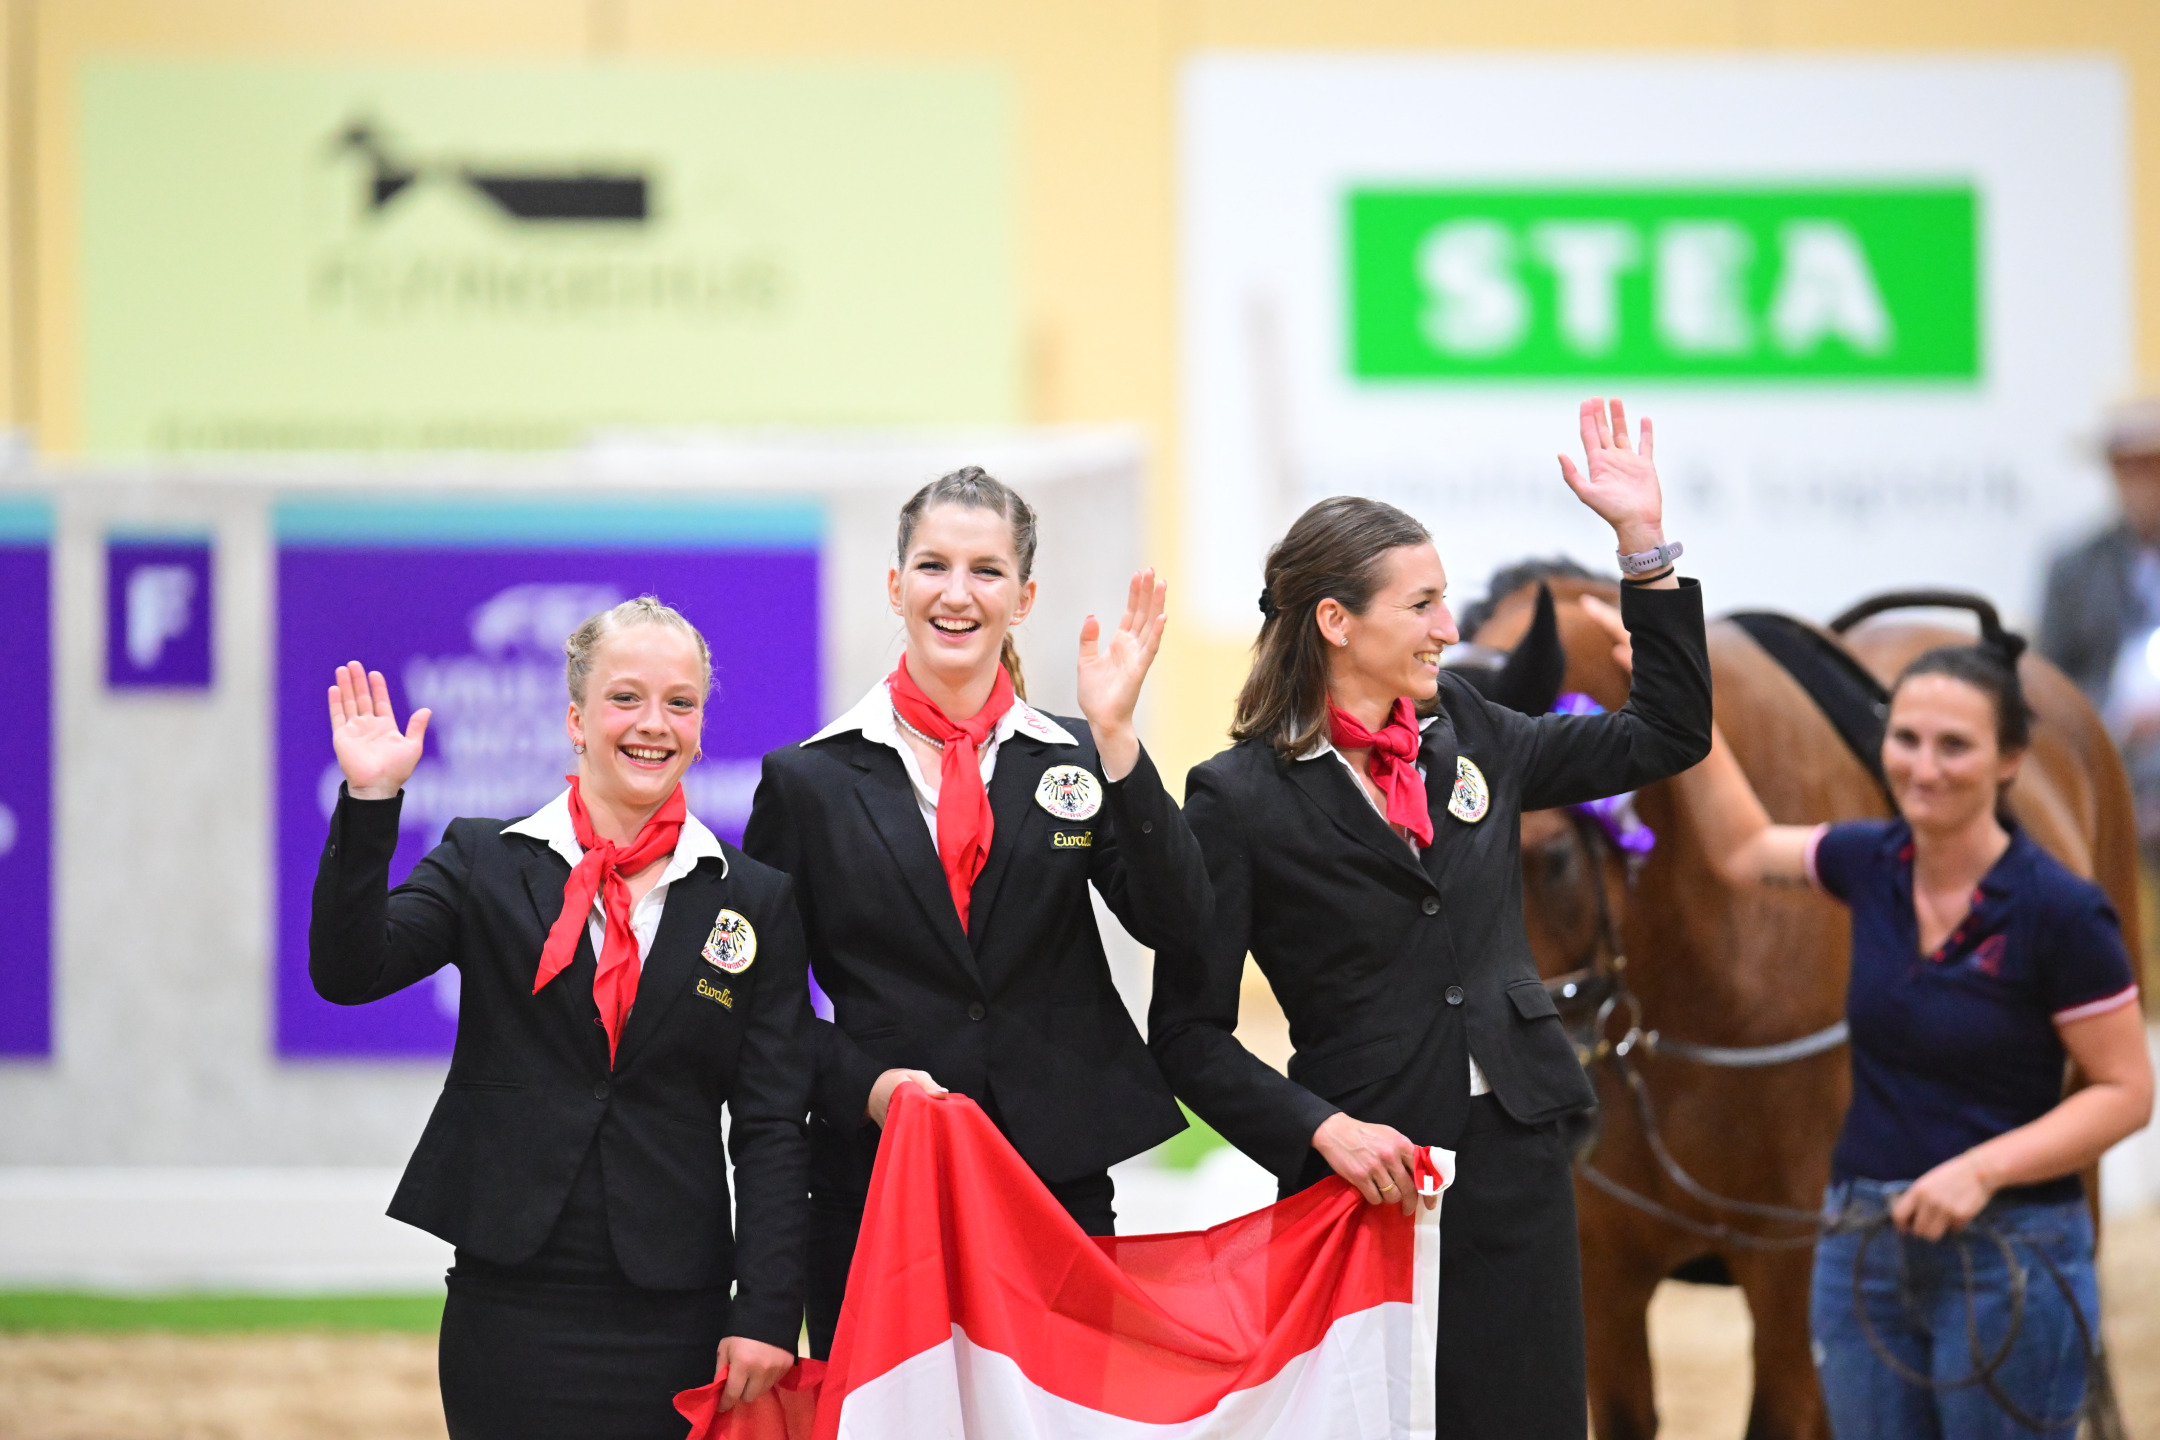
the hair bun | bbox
[1979,620,2028,668]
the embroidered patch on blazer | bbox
[1050,829,1094,850]
[1448,756,1490,823]
[702,910,758,974]
[1035,764,1102,821]
[695,978,735,1009]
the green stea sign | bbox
[1347,186,1979,382]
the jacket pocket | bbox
[443,1078,524,1092]
[1506,979,1560,1022]
[1290,1034,1403,1098]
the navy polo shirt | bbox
[1809,820,2139,1204]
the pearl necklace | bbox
[892,706,947,751]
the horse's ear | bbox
[1488,583,1567,716]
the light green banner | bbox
[1348,185,1978,382]
[82,62,1017,453]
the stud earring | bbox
[573,742,586,755]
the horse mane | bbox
[1458,556,1607,641]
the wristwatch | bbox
[1617,540,1683,578]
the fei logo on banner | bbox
[106,537,214,689]
[274,498,822,1059]
[1181,57,2129,633]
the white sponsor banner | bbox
[1180,56,2131,632]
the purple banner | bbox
[107,537,215,689]
[0,514,53,1056]
[276,503,821,1058]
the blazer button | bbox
[1141,820,1155,834]
[1421,896,1441,916]
[967,1002,987,1021]
[592,1080,611,1101]
[1445,986,1465,1006]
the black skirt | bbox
[438,1142,731,1440]
[1430,1094,1586,1440]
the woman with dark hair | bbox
[743,466,1207,1357]
[1662,626,2153,1436]
[1148,399,1712,1437]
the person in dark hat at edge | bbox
[2041,398,2160,994]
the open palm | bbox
[328,660,430,799]
[1557,397,1664,550]
[1075,568,1167,734]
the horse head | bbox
[1456,565,1637,999]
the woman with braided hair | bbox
[310,598,812,1439]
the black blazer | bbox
[743,713,1202,1184]
[309,791,813,1351]
[1148,580,1713,1187]
[2038,520,2140,705]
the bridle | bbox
[1541,808,1846,1249]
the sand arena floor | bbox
[2,1209,2156,1439]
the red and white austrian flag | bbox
[681,1088,1452,1440]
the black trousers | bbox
[805,1114,1115,1360]
[1433,1094,1588,1439]
[438,1141,729,1440]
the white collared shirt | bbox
[805,678,1077,841]
[1296,714,1443,853]
[1297,714,1490,1097]
[502,788,729,970]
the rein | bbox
[1832,1208,2102,1435]
[1545,808,1843,1247]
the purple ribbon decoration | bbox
[1552,691,1657,857]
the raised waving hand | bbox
[1557,397,1666,557]
[328,660,431,801]
[1075,567,1168,783]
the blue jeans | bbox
[1810,1179,2099,1439]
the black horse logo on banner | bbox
[334,120,649,223]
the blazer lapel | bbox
[850,751,983,988]
[514,842,608,1062]
[1420,709,1462,885]
[611,862,721,1072]
[962,737,1050,951]
[1284,750,1436,893]
[518,846,598,978]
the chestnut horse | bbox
[1465,574,2139,1440]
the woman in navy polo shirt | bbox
[1668,634,2152,1436]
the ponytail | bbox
[999,633,1028,701]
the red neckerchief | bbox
[1328,698,1434,847]
[887,656,1016,931]
[532,777,686,1063]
